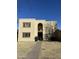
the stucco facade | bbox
[18,18,57,41]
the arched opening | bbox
[38,23,43,41]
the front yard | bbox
[17,41,61,59]
[17,41,36,59]
[39,41,61,59]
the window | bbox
[23,22,31,27]
[23,32,30,38]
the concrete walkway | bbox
[24,41,42,59]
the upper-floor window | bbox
[23,22,31,27]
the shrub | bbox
[49,29,61,42]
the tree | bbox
[54,29,61,42]
[49,29,61,42]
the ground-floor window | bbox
[22,32,30,38]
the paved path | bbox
[24,41,42,59]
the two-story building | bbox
[18,18,57,41]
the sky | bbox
[17,0,61,29]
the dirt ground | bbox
[17,41,36,59]
[39,41,61,59]
[17,41,61,59]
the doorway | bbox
[38,23,43,41]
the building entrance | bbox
[38,23,43,41]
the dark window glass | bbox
[23,32,30,38]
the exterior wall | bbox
[18,18,57,41]
[50,21,57,32]
[18,18,36,41]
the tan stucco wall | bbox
[18,18,36,41]
[18,18,57,41]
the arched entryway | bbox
[38,23,43,41]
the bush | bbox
[49,29,61,42]
[54,29,61,42]
[35,36,38,41]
